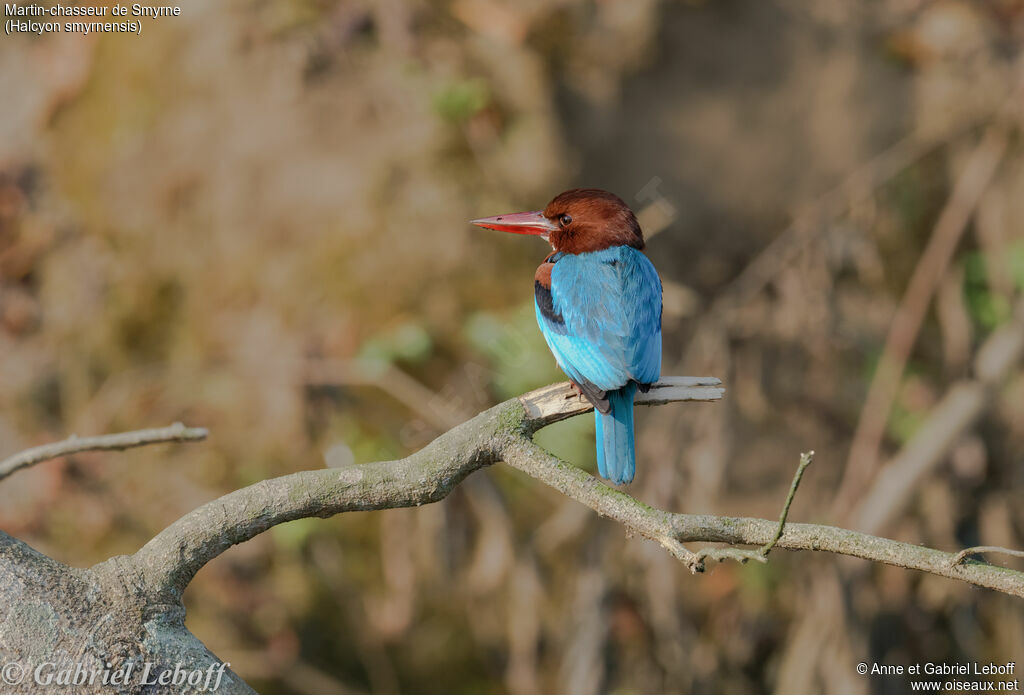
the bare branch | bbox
[130,401,519,599]
[123,377,1024,602]
[498,440,1024,596]
[0,423,208,482]
[518,376,724,432]
[131,378,722,598]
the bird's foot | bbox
[565,382,586,402]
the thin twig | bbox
[950,545,1024,568]
[688,450,814,570]
[656,536,701,568]
[761,450,814,557]
[0,423,209,482]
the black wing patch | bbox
[534,280,564,327]
[534,253,565,329]
[573,377,610,414]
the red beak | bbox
[470,210,558,238]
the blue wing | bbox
[535,246,661,396]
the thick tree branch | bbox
[0,422,208,482]
[130,403,514,599]
[119,377,1024,602]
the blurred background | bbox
[2,0,1024,693]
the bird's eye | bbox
[559,214,572,227]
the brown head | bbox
[471,188,644,255]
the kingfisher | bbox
[472,188,662,485]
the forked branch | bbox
[126,378,1024,600]
[7,378,1023,600]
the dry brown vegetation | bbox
[2,1,1024,693]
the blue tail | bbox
[594,382,638,485]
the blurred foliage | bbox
[358,321,434,367]
[433,78,492,123]
[2,0,1024,694]
[964,241,1024,328]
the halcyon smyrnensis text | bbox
[472,189,663,484]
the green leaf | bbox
[433,79,490,123]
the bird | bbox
[472,188,662,485]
